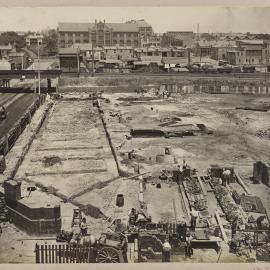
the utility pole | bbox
[92,44,95,77]
[37,40,40,94]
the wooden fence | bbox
[35,243,96,264]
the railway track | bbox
[0,93,38,140]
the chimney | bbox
[95,19,97,24]
[104,19,105,24]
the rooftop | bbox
[238,39,264,45]
[0,44,13,50]
[71,43,93,51]
[58,21,140,33]
[58,47,79,55]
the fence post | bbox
[35,244,40,264]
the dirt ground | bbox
[101,93,270,215]
[0,87,269,263]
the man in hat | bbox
[162,237,172,262]
[119,233,128,263]
[185,230,193,257]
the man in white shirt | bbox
[190,209,199,231]
[162,238,172,262]
[222,169,231,186]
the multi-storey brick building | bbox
[58,19,153,49]
[227,40,270,65]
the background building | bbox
[25,33,43,46]
[227,40,270,65]
[58,19,153,48]
[162,31,195,48]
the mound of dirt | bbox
[43,156,62,167]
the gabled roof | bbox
[58,22,139,33]
[71,43,93,51]
[104,46,133,50]
[58,47,79,54]
[126,19,152,28]
[0,44,13,50]
[58,22,94,32]
[238,39,264,45]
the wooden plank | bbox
[59,245,62,264]
[134,239,138,263]
[234,170,251,195]
[70,245,74,263]
[45,245,48,264]
[48,245,51,264]
[55,245,58,264]
[197,173,207,196]
[52,245,55,264]
[66,245,70,263]
[41,245,44,264]
[35,244,40,264]
[215,211,228,244]
[76,244,79,263]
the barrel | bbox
[165,146,172,155]
[116,194,124,207]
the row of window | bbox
[60,32,140,38]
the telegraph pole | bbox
[37,40,40,95]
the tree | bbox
[0,31,25,50]
[42,28,58,55]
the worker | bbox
[231,216,238,238]
[162,237,172,262]
[256,216,266,230]
[185,230,193,258]
[128,208,137,225]
[176,165,183,184]
[0,106,6,118]
[222,168,231,186]
[119,233,128,263]
[136,210,147,226]
[183,160,187,170]
[80,217,87,236]
[190,208,199,231]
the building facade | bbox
[134,46,186,59]
[227,40,270,65]
[163,31,195,48]
[58,20,153,49]
[25,33,43,46]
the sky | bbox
[0,6,270,34]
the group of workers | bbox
[162,229,194,262]
[128,208,152,226]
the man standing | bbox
[231,216,238,239]
[162,237,172,262]
[190,208,199,232]
[256,216,266,230]
[222,169,231,187]
[120,234,128,263]
[185,231,193,258]
[80,217,87,236]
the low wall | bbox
[8,205,61,235]
[59,75,270,95]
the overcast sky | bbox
[0,6,270,34]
